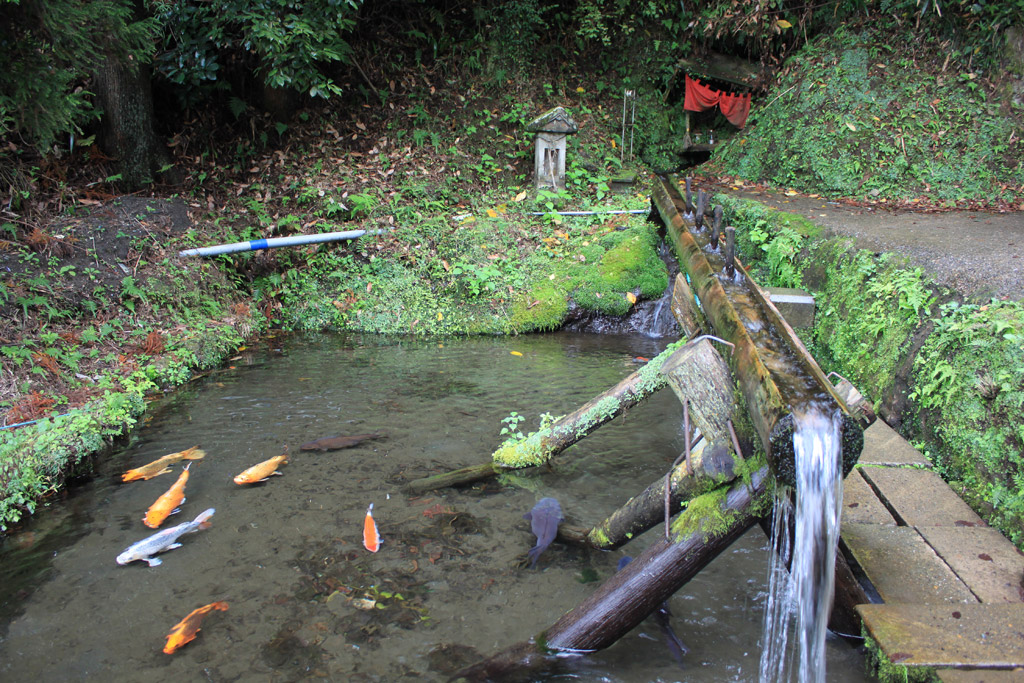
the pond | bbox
[0,332,872,681]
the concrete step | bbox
[841,523,978,604]
[859,465,986,527]
[918,527,1024,604]
[858,603,1024,670]
[842,468,897,525]
[858,419,931,467]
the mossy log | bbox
[453,466,772,682]
[489,338,689,469]
[407,338,691,495]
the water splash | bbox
[759,408,844,683]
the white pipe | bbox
[528,209,649,216]
[178,229,383,257]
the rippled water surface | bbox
[0,332,872,681]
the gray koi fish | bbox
[116,508,215,567]
[524,497,563,569]
[618,556,689,664]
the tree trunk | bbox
[93,56,166,189]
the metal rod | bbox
[528,209,649,216]
[724,226,736,278]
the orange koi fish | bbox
[233,454,288,485]
[122,446,205,482]
[363,503,380,553]
[144,464,191,529]
[163,601,229,654]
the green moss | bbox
[597,230,669,298]
[863,634,938,683]
[506,279,571,333]
[670,486,736,542]
[810,242,935,403]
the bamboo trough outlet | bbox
[652,174,868,484]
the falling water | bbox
[759,408,844,683]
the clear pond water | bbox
[0,332,873,681]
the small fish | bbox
[233,454,287,485]
[363,503,380,552]
[122,446,205,482]
[163,601,229,654]
[299,432,385,451]
[117,508,215,567]
[144,464,191,528]
[523,497,563,569]
[618,556,689,664]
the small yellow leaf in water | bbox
[510,351,523,357]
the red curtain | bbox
[683,75,751,129]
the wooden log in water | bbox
[401,462,500,495]
[453,466,772,682]
[403,339,687,493]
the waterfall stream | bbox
[759,408,844,682]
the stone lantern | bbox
[526,106,578,191]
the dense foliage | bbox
[710,24,1024,203]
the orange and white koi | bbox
[122,446,205,482]
[163,601,229,654]
[363,503,380,553]
[143,464,191,528]
[233,453,287,485]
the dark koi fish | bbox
[618,556,689,664]
[523,497,563,569]
[299,432,386,451]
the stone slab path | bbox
[842,420,1024,678]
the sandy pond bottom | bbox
[0,332,873,682]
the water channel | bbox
[0,332,872,681]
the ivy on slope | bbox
[710,25,1024,204]
[912,299,1024,545]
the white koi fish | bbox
[116,508,215,567]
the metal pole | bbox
[178,229,383,257]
